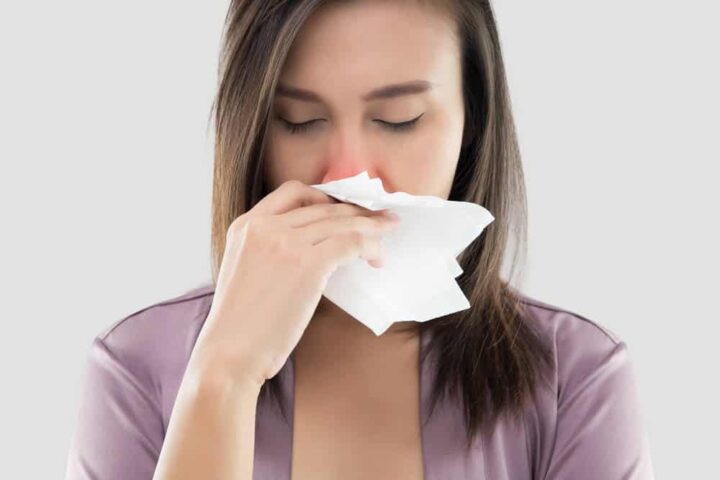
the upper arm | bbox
[65,336,165,479]
[544,341,654,479]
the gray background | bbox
[1,1,717,478]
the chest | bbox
[289,338,424,479]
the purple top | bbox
[65,284,655,479]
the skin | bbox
[263,0,468,346]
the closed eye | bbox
[277,112,424,134]
[375,112,424,132]
[277,117,317,134]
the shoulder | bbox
[96,282,215,343]
[508,295,653,477]
[509,292,650,467]
[68,284,217,477]
[512,290,634,399]
[91,282,216,393]
[515,290,625,361]
[512,290,640,417]
[516,291,621,344]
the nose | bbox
[320,162,373,184]
[320,144,382,184]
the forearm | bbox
[153,356,262,480]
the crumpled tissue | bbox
[309,171,495,336]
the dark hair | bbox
[207,0,554,449]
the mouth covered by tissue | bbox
[309,171,495,336]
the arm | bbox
[544,341,655,479]
[152,350,262,480]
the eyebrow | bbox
[275,79,436,103]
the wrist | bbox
[185,348,265,401]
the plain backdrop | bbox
[1,1,717,478]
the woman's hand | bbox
[190,179,400,389]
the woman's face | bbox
[263,0,466,198]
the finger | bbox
[279,202,388,228]
[250,180,337,217]
[310,230,385,274]
[295,213,398,246]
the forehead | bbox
[279,0,460,97]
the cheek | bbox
[381,114,463,198]
[262,127,323,189]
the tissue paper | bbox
[309,171,495,336]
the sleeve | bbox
[65,336,165,479]
[544,341,655,479]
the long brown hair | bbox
[207,0,554,448]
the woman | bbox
[65,0,654,479]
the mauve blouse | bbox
[65,283,655,479]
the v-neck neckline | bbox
[251,324,474,480]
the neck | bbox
[292,296,419,362]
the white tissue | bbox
[309,171,495,336]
